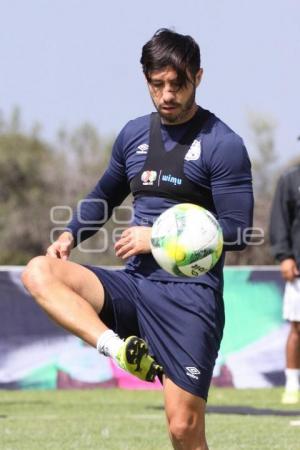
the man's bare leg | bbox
[286,322,300,369]
[22,256,107,346]
[22,255,161,381]
[163,377,209,450]
[282,321,300,404]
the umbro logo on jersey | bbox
[184,139,201,161]
[185,366,201,380]
[136,143,149,154]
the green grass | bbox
[0,388,300,450]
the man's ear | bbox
[195,68,203,87]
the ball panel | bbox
[151,246,177,275]
[177,255,213,277]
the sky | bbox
[1,0,299,164]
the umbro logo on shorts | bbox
[185,366,201,380]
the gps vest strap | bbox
[130,107,216,213]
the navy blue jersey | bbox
[68,107,253,292]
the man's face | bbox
[147,66,203,125]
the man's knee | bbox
[22,256,52,296]
[168,413,206,448]
[169,417,192,441]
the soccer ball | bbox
[150,203,223,277]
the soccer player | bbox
[22,29,253,450]
[270,165,300,405]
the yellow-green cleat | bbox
[116,336,163,382]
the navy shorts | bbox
[86,266,225,400]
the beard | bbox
[153,87,197,124]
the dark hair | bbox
[140,28,201,87]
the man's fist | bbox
[46,231,74,260]
[114,226,152,259]
[280,258,300,282]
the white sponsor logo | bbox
[136,143,149,154]
[184,139,201,161]
[185,366,201,380]
[161,173,182,186]
[141,170,157,185]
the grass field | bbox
[1,387,300,450]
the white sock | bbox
[285,368,300,391]
[96,330,123,359]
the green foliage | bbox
[226,113,278,265]
[0,108,115,265]
[249,112,277,199]
[0,129,58,263]
[56,122,110,197]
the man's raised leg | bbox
[22,256,161,381]
[22,256,107,345]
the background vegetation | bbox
[0,107,296,266]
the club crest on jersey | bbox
[136,143,149,154]
[141,170,157,185]
[184,139,201,161]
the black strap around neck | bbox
[149,107,210,158]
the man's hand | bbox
[46,231,74,260]
[114,226,152,259]
[280,258,300,282]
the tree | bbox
[0,111,119,265]
[0,128,62,263]
[54,122,123,266]
[225,113,277,265]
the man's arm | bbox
[269,175,299,281]
[213,191,253,251]
[269,175,293,261]
[47,130,130,259]
[67,169,130,247]
[209,133,254,251]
